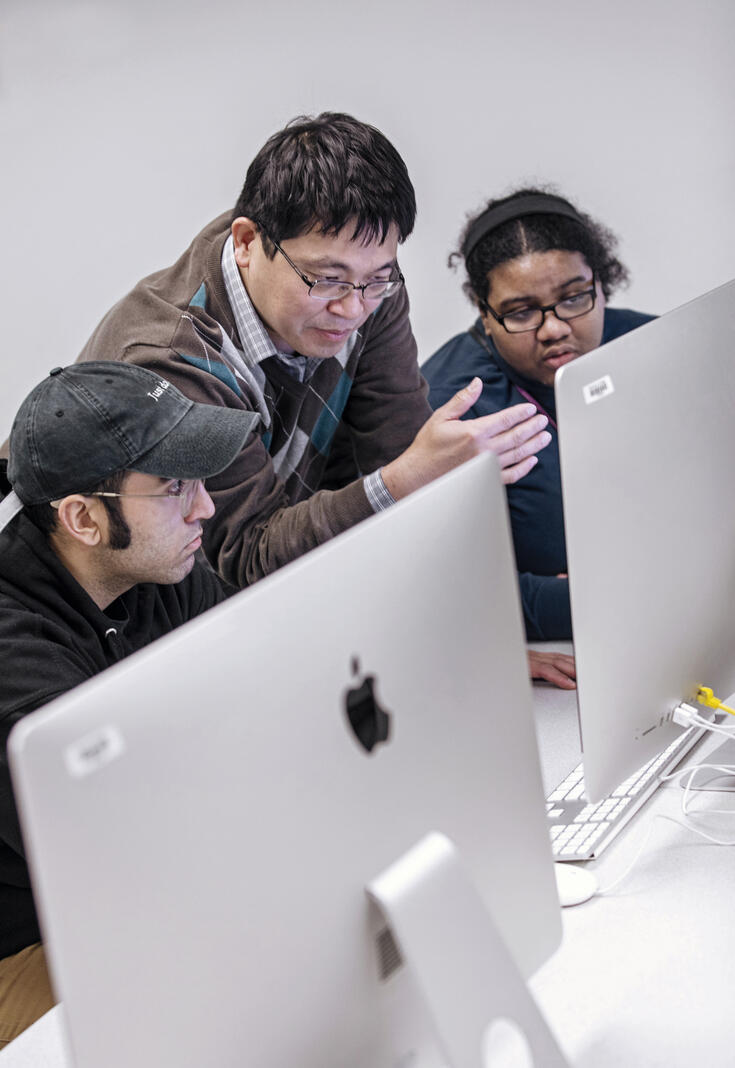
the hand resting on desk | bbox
[528,650,576,690]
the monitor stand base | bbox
[368,831,569,1067]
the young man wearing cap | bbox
[0,362,257,1046]
[76,113,551,590]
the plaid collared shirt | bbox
[221,236,394,511]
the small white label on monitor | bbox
[583,375,614,404]
[64,726,126,779]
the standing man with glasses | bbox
[76,113,551,590]
[423,188,654,661]
[0,362,257,1046]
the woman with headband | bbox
[422,188,653,672]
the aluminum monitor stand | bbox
[369,833,569,1068]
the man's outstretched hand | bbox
[382,377,551,500]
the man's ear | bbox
[231,217,260,270]
[54,496,105,547]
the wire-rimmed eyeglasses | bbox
[271,238,405,302]
[484,277,597,333]
[82,478,202,516]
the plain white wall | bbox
[2,0,734,438]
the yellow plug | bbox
[696,686,735,717]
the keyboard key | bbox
[546,726,700,860]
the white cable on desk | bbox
[597,760,735,894]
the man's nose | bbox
[186,480,215,521]
[327,288,365,318]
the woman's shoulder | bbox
[603,306,656,342]
[422,325,514,414]
[424,324,502,384]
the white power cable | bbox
[597,738,735,895]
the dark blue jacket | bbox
[422,307,654,640]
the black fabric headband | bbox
[461,194,585,261]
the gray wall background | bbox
[2,0,734,438]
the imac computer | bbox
[556,277,735,802]
[9,455,567,1068]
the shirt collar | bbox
[221,234,279,367]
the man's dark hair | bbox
[451,186,629,309]
[233,112,416,255]
[25,469,132,549]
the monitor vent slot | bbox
[376,925,403,980]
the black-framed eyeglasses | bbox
[270,238,405,302]
[484,277,597,334]
[82,479,202,517]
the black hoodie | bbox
[0,507,225,959]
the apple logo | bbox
[344,656,392,754]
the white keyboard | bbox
[547,725,702,861]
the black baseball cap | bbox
[0,362,259,530]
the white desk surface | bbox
[4,644,735,1067]
[529,648,735,1067]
